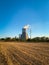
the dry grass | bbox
[0,42,49,65]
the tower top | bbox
[23,24,30,30]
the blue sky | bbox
[0,0,49,38]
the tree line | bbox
[0,36,49,42]
[27,37,49,42]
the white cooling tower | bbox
[21,28,28,40]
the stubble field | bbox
[0,42,49,65]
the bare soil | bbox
[0,42,49,65]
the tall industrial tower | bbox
[21,28,28,40]
[19,25,31,40]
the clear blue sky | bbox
[0,0,49,38]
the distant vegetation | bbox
[0,37,19,42]
[0,36,49,42]
[27,37,49,42]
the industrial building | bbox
[19,28,28,40]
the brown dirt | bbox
[0,42,49,65]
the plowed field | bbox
[0,42,49,65]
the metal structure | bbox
[19,25,31,40]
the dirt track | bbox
[0,42,49,65]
